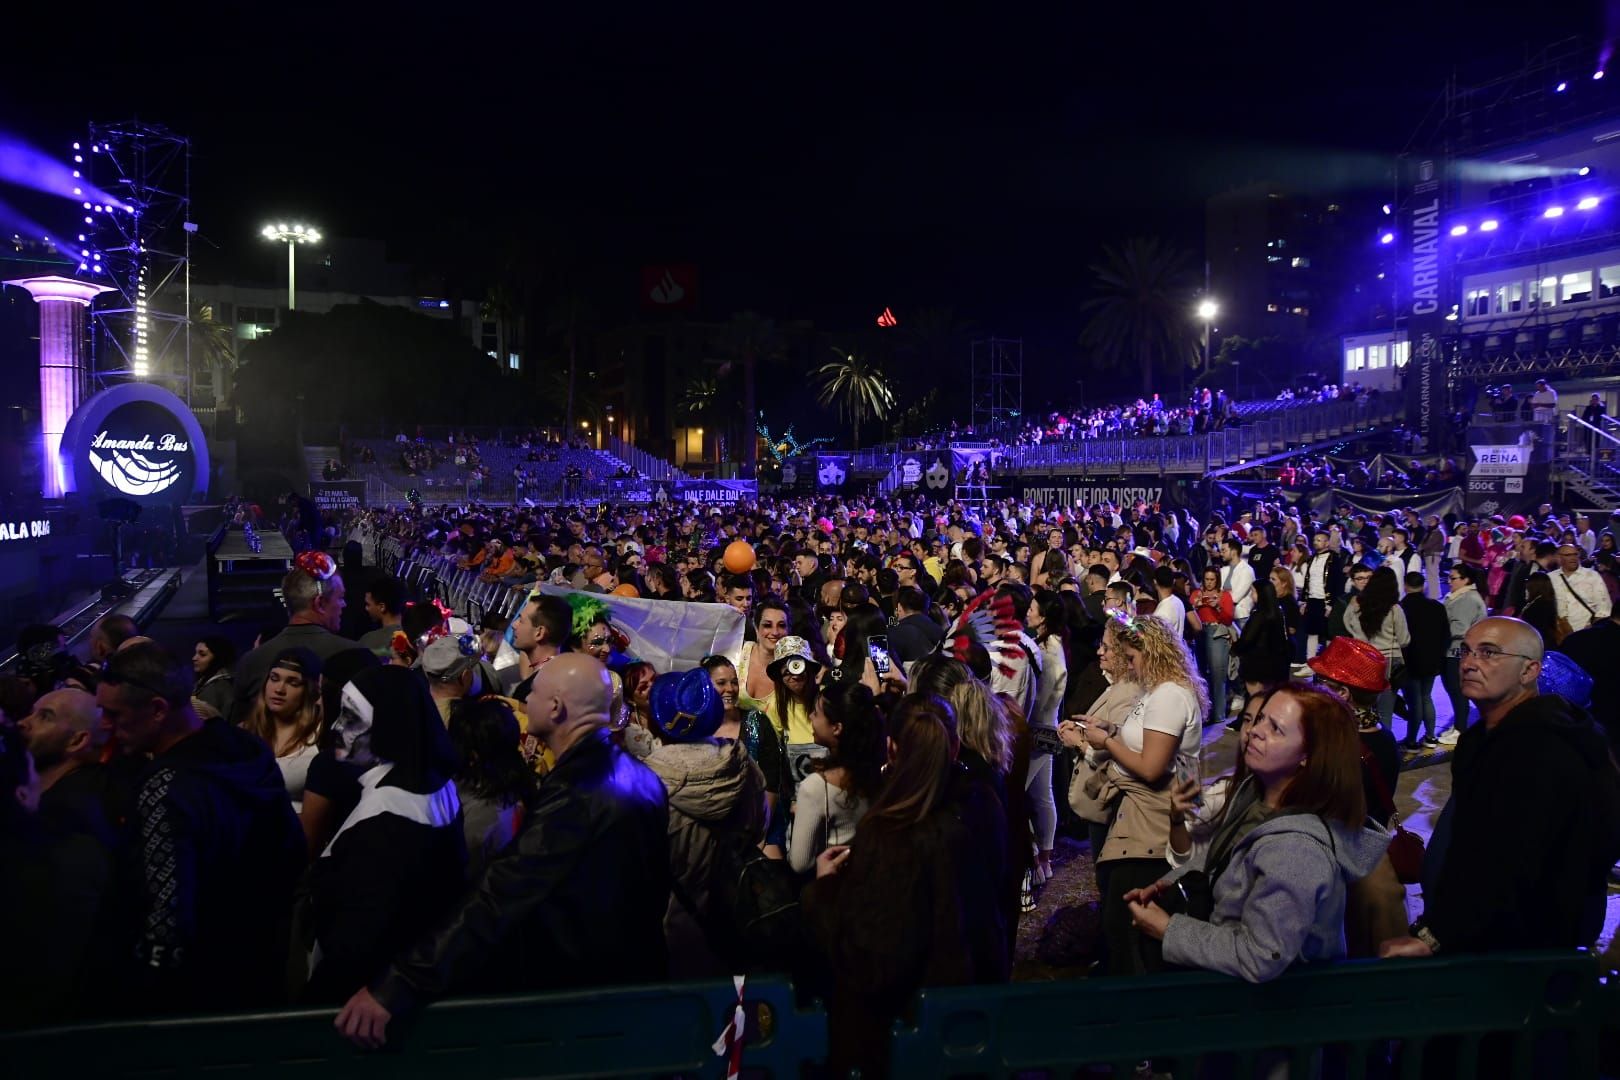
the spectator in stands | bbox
[1529,378,1559,424]
[1129,683,1388,983]
[1383,618,1620,958]
[803,692,1009,1077]
[241,648,324,812]
[88,614,139,666]
[356,575,406,657]
[191,635,237,718]
[1399,572,1448,748]
[232,553,352,723]
[306,666,466,1003]
[334,654,670,1049]
[642,668,766,977]
[100,642,304,1015]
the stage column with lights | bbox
[4,275,115,498]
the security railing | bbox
[3,952,1613,1078]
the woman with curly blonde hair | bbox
[1063,613,1208,975]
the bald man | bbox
[1382,618,1620,959]
[19,689,120,842]
[337,653,670,1049]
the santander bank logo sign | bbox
[89,429,190,497]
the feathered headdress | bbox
[944,589,1024,681]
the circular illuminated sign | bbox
[61,385,209,504]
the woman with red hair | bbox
[1125,683,1390,982]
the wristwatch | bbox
[1409,921,1441,953]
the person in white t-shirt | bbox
[1150,565,1187,637]
[1220,537,1256,626]
[1067,616,1207,975]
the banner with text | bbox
[309,480,367,514]
[1404,156,1448,449]
[1008,475,1194,511]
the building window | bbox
[1494,281,1523,313]
[1394,341,1410,367]
[1531,276,1557,308]
[507,351,521,372]
[1561,270,1593,304]
[1291,256,1311,268]
[1367,344,1387,369]
[1601,266,1620,299]
[1345,346,1365,371]
[1466,288,1491,317]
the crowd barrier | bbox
[2,953,1614,1078]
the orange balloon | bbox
[722,539,757,575]
[612,583,641,598]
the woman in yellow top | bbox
[736,598,793,714]
[756,635,823,784]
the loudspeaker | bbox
[98,498,143,523]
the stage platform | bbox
[207,528,295,623]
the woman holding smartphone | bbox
[788,681,885,873]
[1060,614,1207,975]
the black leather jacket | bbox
[372,728,670,1015]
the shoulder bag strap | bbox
[1556,571,1596,616]
[1358,744,1400,825]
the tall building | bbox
[1206,183,1383,346]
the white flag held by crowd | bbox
[537,585,746,674]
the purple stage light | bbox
[1449,224,1468,236]
[1382,204,1392,215]
[1480,219,1499,231]
[1557,81,1569,91]
[1578,196,1601,210]
[1579,165,1592,175]
[1545,205,1566,218]
[1596,70,1606,80]
[1379,232,1395,244]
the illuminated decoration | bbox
[1379,232,1395,244]
[876,306,898,328]
[1449,224,1468,236]
[83,122,191,388]
[3,275,115,498]
[1479,219,1500,231]
[1544,205,1565,218]
[757,415,830,464]
[60,383,209,505]
[261,223,322,310]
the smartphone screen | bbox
[867,635,891,676]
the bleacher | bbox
[332,440,640,503]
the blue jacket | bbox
[1162,780,1389,982]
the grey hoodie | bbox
[1162,782,1390,983]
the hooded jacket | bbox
[119,717,305,1013]
[307,667,467,1003]
[645,739,766,978]
[1162,779,1390,983]
[1421,693,1620,953]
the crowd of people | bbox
[3,488,1618,1076]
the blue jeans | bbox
[1441,655,1470,732]
[1202,626,1230,723]
[1401,674,1437,743]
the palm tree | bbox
[815,348,896,451]
[188,304,237,408]
[1077,238,1201,398]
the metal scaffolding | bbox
[970,337,1023,437]
[84,121,192,399]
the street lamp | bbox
[1196,299,1219,398]
[259,223,322,310]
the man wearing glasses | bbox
[1382,617,1620,959]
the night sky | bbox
[2,2,1607,364]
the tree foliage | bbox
[1077,237,1201,397]
[816,348,895,450]
[234,301,523,434]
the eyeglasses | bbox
[1457,643,1537,664]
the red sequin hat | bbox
[1307,636,1389,693]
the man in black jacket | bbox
[99,643,305,1014]
[337,653,670,1049]
[888,586,944,667]
[1383,618,1620,959]
[1398,572,1450,747]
